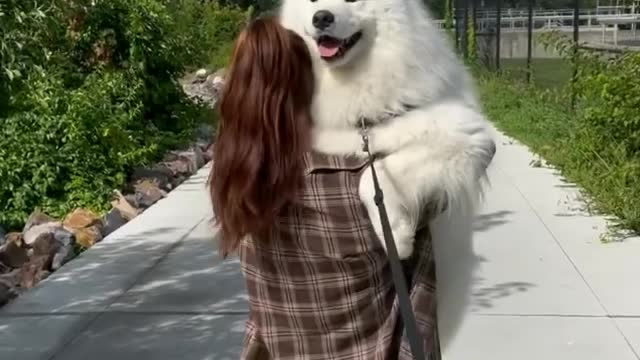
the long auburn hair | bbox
[210,17,315,258]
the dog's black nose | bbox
[312,10,335,30]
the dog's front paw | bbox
[394,235,415,260]
[392,220,415,260]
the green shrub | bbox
[0,0,245,230]
[166,1,250,70]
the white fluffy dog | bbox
[280,0,496,347]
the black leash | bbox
[360,120,427,360]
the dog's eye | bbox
[345,0,357,2]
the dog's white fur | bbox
[280,0,496,347]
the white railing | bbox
[434,7,640,32]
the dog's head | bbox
[281,0,378,68]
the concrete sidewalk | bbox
[1,131,639,360]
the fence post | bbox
[526,0,534,83]
[455,0,461,53]
[571,0,580,109]
[471,0,477,62]
[496,0,501,72]
[462,0,469,60]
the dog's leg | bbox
[359,159,417,259]
[332,102,495,211]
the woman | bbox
[210,17,440,359]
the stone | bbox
[51,229,76,270]
[62,209,102,249]
[0,226,6,246]
[168,147,205,175]
[181,68,224,110]
[0,276,18,306]
[205,143,215,162]
[111,190,141,221]
[210,68,226,87]
[102,208,128,238]
[52,244,75,271]
[164,157,193,176]
[195,124,215,144]
[195,68,208,80]
[0,241,29,269]
[23,221,62,246]
[53,228,75,247]
[63,208,102,230]
[172,174,187,187]
[23,209,56,233]
[32,232,61,261]
[72,226,102,249]
[19,257,51,289]
[17,233,61,288]
[5,232,23,245]
[133,179,167,208]
[191,146,206,168]
[131,166,173,191]
[124,193,142,209]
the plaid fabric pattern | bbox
[239,152,440,360]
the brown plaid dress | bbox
[239,152,441,360]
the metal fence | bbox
[445,0,640,88]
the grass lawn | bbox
[499,58,573,89]
[478,74,640,238]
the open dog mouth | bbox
[316,31,363,61]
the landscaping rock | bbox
[52,228,75,270]
[131,166,173,191]
[0,241,29,269]
[19,258,51,289]
[8,234,57,289]
[52,243,75,271]
[209,68,226,89]
[31,232,61,263]
[63,208,102,230]
[0,271,19,306]
[71,226,102,249]
[0,283,14,306]
[62,209,103,249]
[0,226,6,246]
[195,123,214,144]
[182,67,224,110]
[165,147,205,176]
[133,179,167,208]
[23,210,56,233]
[164,156,194,176]
[195,68,208,80]
[124,193,141,209]
[205,143,215,162]
[188,146,206,169]
[23,221,62,246]
[111,190,141,221]
[102,208,128,237]
[5,232,23,246]
[53,228,75,247]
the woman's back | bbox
[240,152,440,360]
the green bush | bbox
[0,0,247,230]
[166,1,249,70]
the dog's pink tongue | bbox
[318,39,341,57]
